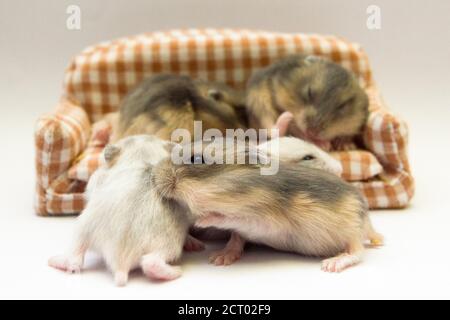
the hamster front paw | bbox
[209,247,242,266]
[209,231,245,266]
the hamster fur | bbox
[192,134,344,262]
[152,139,383,272]
[258,136,343,177]
[112,74,247,142]
[48,135,192,286]
[246,54,369,149]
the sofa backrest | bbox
[64,29,373,122]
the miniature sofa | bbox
[34,29,414,216]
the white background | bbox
[1,0,449,299]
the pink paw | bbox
[141,255,182,281]
[209,248,242,266]
[48,255,82,274]
[184,235,205,252]
[114,271,129,287]
[321,254,360,273]
[332,137,356,151]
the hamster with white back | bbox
[246,54,369,150]
[152,138,383,272]
[48,135,192,286]
[111,74,247,143]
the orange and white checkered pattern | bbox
[34,29,414,215]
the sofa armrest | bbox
[363,86,411,174]
[34,97,91,215]
[331,150,383,182]
[356,85,414,208]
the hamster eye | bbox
[207,89,223,101]
[307,87,314,101]
[191,154,204,164]
[302,155,315,161]
[303,87,314,103]
[337,98,354,112]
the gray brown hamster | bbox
[246,54,369,149]
[190,133,345,256]
[48,135,192,286]
[112,74,247,142]
[202,135,344,266]
[152,138,383,272]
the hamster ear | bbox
[104,144,121,163]
[273,112,294,137]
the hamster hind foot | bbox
[321,241,364,273]
[141,254,182,281]
[321,254,360,273]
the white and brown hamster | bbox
[112,74,247,142]
[193,135,344,266]
[48,135,192,286]
[190,135,344,266]
[246,54,369,149]
[152,139,383,272]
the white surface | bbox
[1,0,450,300]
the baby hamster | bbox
[152,139,383,272]
[48,135,192,286]
[112,74,247,142]
[205,135,344,265]
[246,54,369,149]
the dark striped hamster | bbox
[112,74,247,142]
[246,54,369,150]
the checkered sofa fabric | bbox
[34,98,90,214]
[34,29,414,215]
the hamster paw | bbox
[141,254,182,281]
[114,271,129,287]
[321,254,360,273]
[209,248,242,266]
[184,235,206,252]
[48,255,82,274]
[332,137,357,151]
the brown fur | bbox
[112,74,247,143]
[246,54,369,145]
[152,139,382,261]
